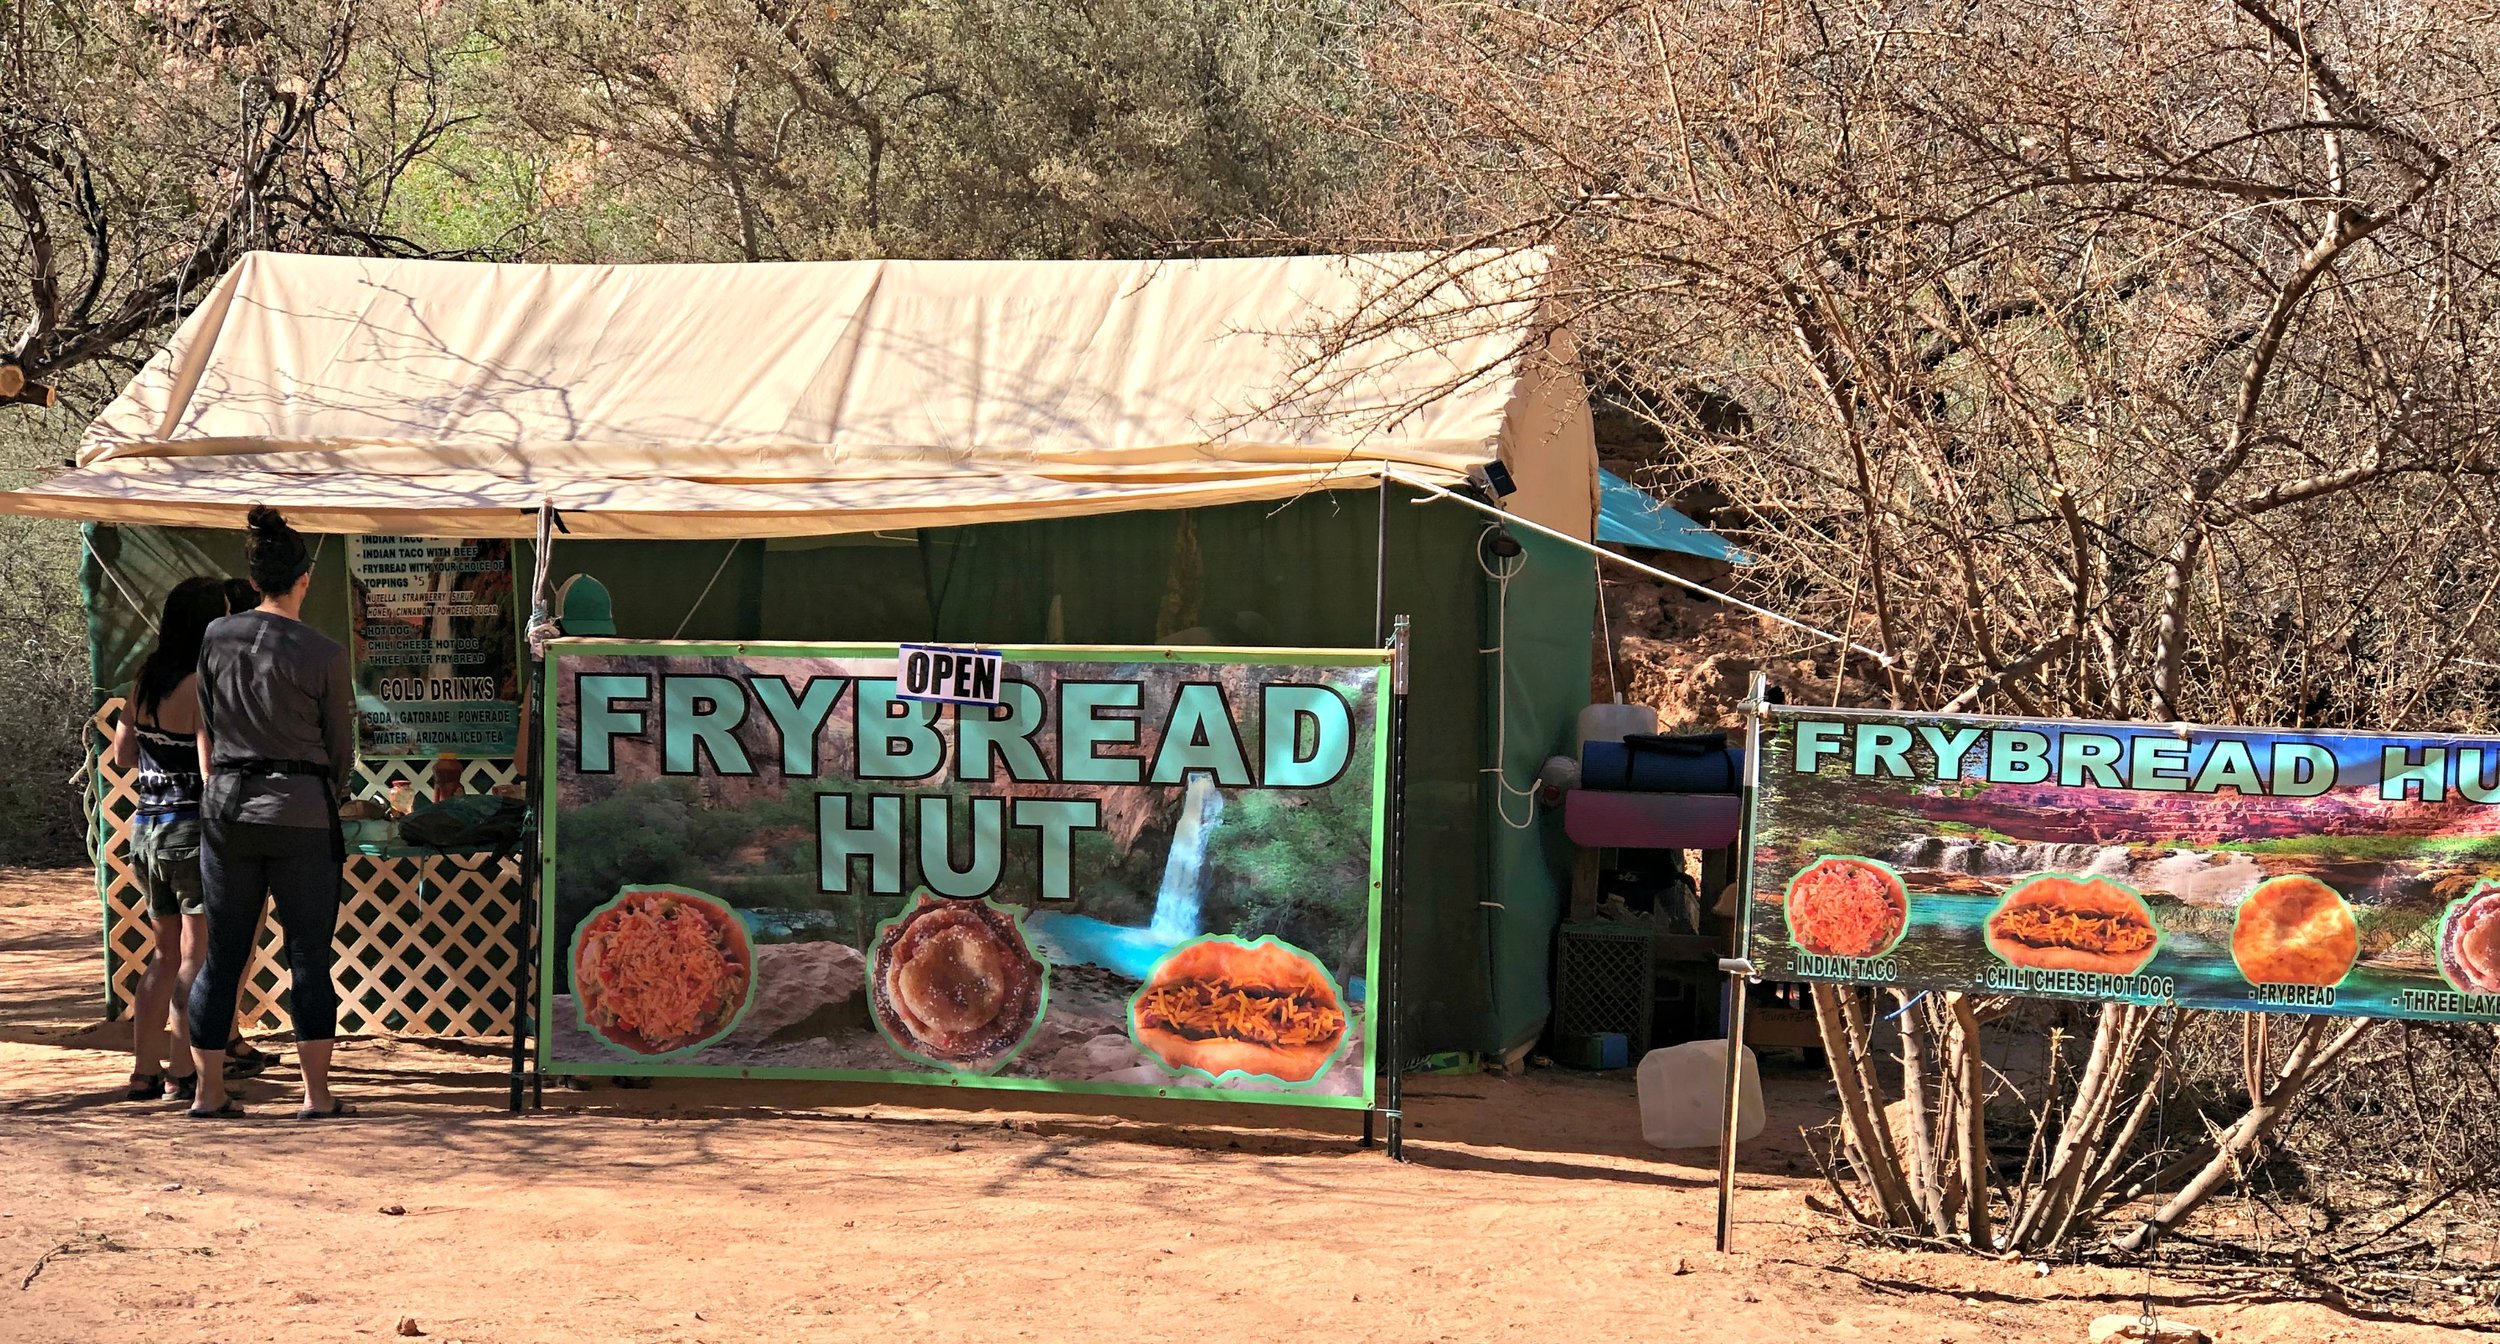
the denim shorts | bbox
[135,816,206,920]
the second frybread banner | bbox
[542,642,1385,1106]
[1750,707,2500,1021]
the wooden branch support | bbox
[0,363,54,407]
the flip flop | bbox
[295,1100,354,1120]
[185,1099,246,1120]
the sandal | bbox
[169,1073,199,1103]
[224,1043,274,1079]
[185,1098,247,1119]
[125,1073,166,1101]
[295,1100,354,1120]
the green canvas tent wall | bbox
[25,250,1599,1060]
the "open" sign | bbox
[895,643,1004,707]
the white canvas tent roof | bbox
[0,250,1595,539]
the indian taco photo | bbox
[2231,875,2360,987]
[1130,935,1350,1085]
[572,885,757,1056]
[869,893,1049,1072]
[1782,856,1910,960]
[2439,883,2500,996]
[1984,873,2162,977]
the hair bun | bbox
[242,502,311,596]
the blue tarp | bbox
[1597,468,1750,563]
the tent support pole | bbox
[1713,672,1768,1248]
[1390,472,1892,667]
[1384,615,1411,1162]
[1374,473,1390,644]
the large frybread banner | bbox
[1750,707,2500,1021]
[542,642,1385,1106]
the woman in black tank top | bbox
[110,577,230,1101]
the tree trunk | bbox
[1894,990,1944,1227]
[1813,985,1921,1228]
[1946,993,1992,1246]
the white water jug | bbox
[1637,1039,1764,1149]
[1577,700,1658,755]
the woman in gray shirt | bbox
[186,506,356,1119]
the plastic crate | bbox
[1553,921,1656,1058]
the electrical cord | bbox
[1478,523,1538,830]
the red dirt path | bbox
[0,867,2480,1343]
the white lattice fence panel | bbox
[91,702,149,1019]
[332,851,523,1035]
[94,699,524,1037]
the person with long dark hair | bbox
[109,577,230,1100]
[186,506,356,1119]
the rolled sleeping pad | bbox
[1579,736,1744,793]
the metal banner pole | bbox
[507,802,539,1112]
[1385,615,1411,1162]
[510,502,560,1113]
[1713,671,1768,1249]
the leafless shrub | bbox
[1333,0,2500,1259]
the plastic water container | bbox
[1578,701,1659,757]
[1637,1039,1764,1149]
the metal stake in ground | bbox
[1714,671,1769,1249]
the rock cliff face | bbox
[1595,409,1894,731]
[1595,512,1891,732]
[1913,781,2500,848]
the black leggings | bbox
[188,818,342,1049]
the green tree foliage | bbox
[483,0,1363,261]
[0,416,89,863]
[0,0,1363,860]
[1,1,491,405]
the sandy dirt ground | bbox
[0,867,2485,1344]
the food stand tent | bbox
[19,250,1597,1061]
[4,250,1589,538]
